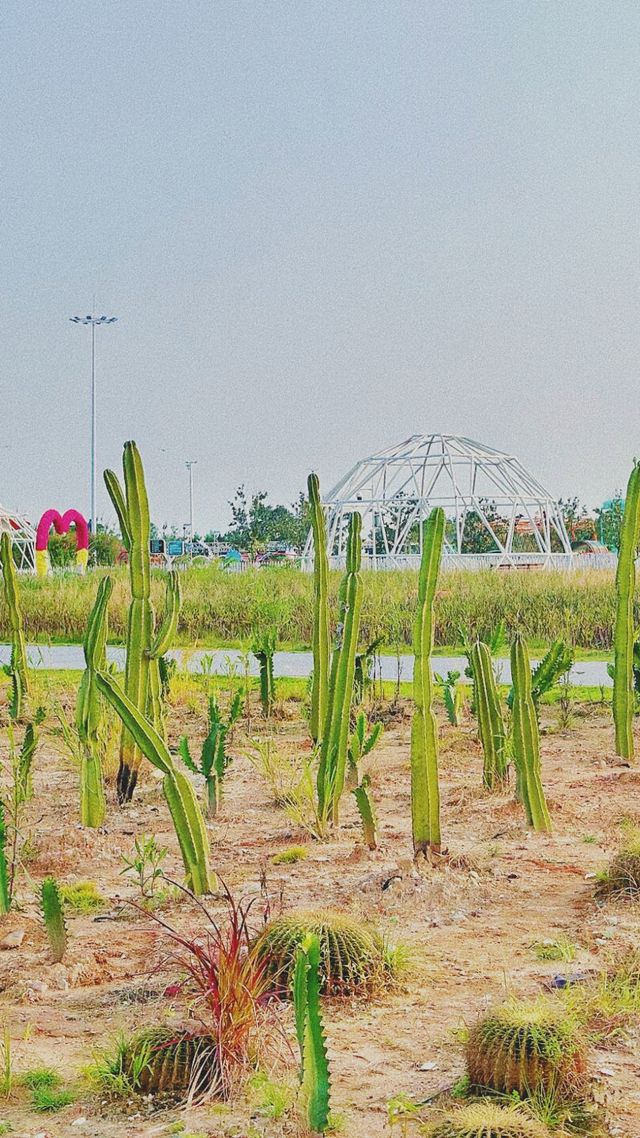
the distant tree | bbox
[558,497,596,544]
[222,486,309,552]
[595,493,624,551]
[460,499,507,554]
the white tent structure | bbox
[0,506,37,572]
[305,433,572,570]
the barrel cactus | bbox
[253,910,394,997]
[120,1026,218,1098]
[466,999,586,1097]
[426,1101,549,1138]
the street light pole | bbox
[70,307,118,534]
[185,460,197,549]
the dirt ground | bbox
[0,683,639,1138]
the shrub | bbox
[252,910,395,998]
[465,999,587,1097]
[596,828,640,898]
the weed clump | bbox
[596,828,640,899]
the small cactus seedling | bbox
[510,635,552,832]
[179,692,243,817]
[346,713,383,850]
[253,910,394,998]
[293,933,331,1134]
[119,1026,218,1099]
[466,998,587,1097]
[426,1101,550,1138]
[40,877,67,963]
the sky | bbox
[3,1,640,534]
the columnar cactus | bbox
[510,634,552,832]
[317,512,363,825]
[178,691,243,817]
[613,461,640,760]
[0,803,9,915]
[40,877,67,963]
[253,632,277,717]
[308,473,330,744]
[96,671,212,895]
[293,933,331,1135]
[0,532,29,721]
[411,508,445,855]
[470,639,507,790]
[104,442,181,802]
[76,576,113,827]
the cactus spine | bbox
[293,933,331,1135]
[0,532,29,721]
[510,634,551,832]
[317,512,363,825]
[104,442,181,802]
[411,508,445,855]
[40,877,67,962]
[470,639,507,789]
[253,632,276,717]
[76,576,113,827]
[96,671,212,894]
[308,473,330,744]
[613,461,640,760]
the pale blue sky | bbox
[3,2,640,532]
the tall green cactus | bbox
[293,933,331,1135]
[96,671,212,894]
[0,532,29,721]
[76,576,113,827]
[511,634,552,832]
[0,802,9,915]
[253,631,277,718]
[613,461,640,760]
[308,473,330,744]
[411,508,445,856]
[104,442,181,802]
[40,877,67,963]
[470,639,507,790]
[317,512,363,825]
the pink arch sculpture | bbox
[36,509,89,577]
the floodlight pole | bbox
[186,460,197,550]
[69,306,118,535]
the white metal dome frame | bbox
[305,434,572,570]
[0,506,36,572]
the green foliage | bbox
[0,532,29,721]
[40,878,67,963]
[532,937,577,963]
[317,512,364,826]
[613,461,640,760]
[223,485,309,552]
[411,508,445,855]
[246,1070,294,1120]
[293,933,331,1134]
[21,1067,75,1112]
[272,845,308,865]
[178,692,242,817]
[253,910,394,998]
[308,472,330,744]
[425,1101,550,1138]
[96,671,212,895]
[121,834,168,899]
[596,826,640,898]
[510,635,552,832]
[465,998,586,1097]
[76,575,113,827]
[253,631,277,717]
[59,880,106,914]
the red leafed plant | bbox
[141,880,283,1095]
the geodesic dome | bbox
[0,506,36,572]
[305,434,572,570]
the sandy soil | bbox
[0,686,639,1138]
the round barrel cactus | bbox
[122,1026,218,1098]
[426,1101,549,1138]
[252,910,393,997]
[466,999,586,1097]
